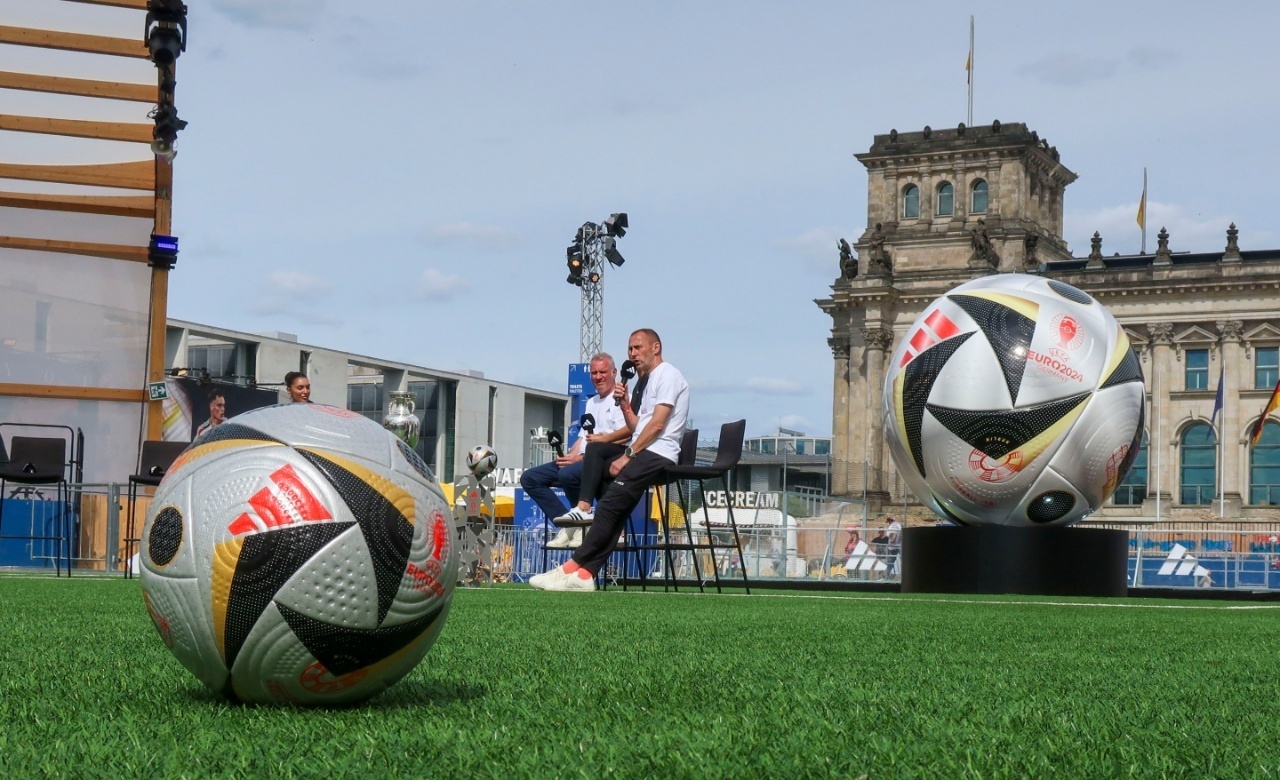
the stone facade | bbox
[816,122,1280,520]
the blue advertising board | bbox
[566,362,591,442]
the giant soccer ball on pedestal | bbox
[139,404,457,705]
[884,275,1145,527]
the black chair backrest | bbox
[677,429,699,467]
[709,420,747,472]
[8,436,67,477]
[138,440,189,479]
[0,435,7,466]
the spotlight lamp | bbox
[145,0,188,66]
[150,100,188,161]
[603,236,625,267]
[604,212,628,238]
[588,271,601,284]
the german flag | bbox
[1251,378,1280,446]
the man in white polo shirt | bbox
[531,328,690,592]
[520,352,629,549]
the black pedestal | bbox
[900,525,1130,597]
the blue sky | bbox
[5,0,1280,438]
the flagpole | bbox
[967,16,974,127]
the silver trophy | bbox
[382,391,420,448]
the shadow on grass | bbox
[177,679,485,710]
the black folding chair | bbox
[0,435,73,576]
[124,440,189,578]
[633,420,749,594]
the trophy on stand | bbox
[453,445,497,586]
[382,391,420,449]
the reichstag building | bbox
[817,122,1280,520]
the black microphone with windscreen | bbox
[579,413,596,435]
[617,360,636,406]
[546,430,564,458]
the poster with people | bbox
[160,376,280,441]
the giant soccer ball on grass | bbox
[139,404,457,705]
[884,275,1145,526]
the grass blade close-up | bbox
[1,576,1278,779]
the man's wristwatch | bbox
[624,446,634,458]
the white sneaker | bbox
[552,507,594,526]
[567,528,584,548]
[529,566,595,592]
[546,528,575,549]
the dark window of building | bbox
[441,381,457,482]
[1185,348,1209,390]
[346,382,384,424]
[971,179,988,213]
[1180,423,1215,505]
[1113,433,1147,505]
[815,440,830,456]
[902,185,920,219]
[408,380,440,470]
[1256,347,1279,390]
[188,344,237,378]
[1251,422,1280,505]
[937,182,954,216]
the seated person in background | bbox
[531,328,690,592]
[520,353,628,549]
[194,389,226,438]
[284,371,311,403]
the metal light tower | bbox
[565,213,627,361]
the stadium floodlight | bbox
[145,0,188,66]
[604,212,628,238]
[562,211,628,360]
[603,236,625,267]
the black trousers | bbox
[571,450,671,575]
[578,441,626,505]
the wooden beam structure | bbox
[0,235,149,263]
[0,25,149,59]
[0,191,154,218]
[65,0,152,10]
[0,114,152,144]
[0,383,147,403]
[0,160,155,190]
[0,71,157,103]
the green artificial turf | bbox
[0,576,1278,779]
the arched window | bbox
[1113,433,1148,505]
[1180,423,1216,505]
[971,179,988,213]
[1251,421,1280,505]
[902,184,920,219]
[936,182,954,216]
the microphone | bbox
[546,430,564,458]
[580,413,596,435]
[617,360,636,406]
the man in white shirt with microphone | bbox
[531,328,690,592]
[520,353,629,548]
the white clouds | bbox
[776,227,844,274]
[693,377,810,396]
[267,270,334,296]
[1019,47,1178,87]
[1067,201,1273,256]
[428,222,523,251]
[416,268,470,301]
[246,270,341,326]
[1019,53,1120,87]
[210,0,326,31]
